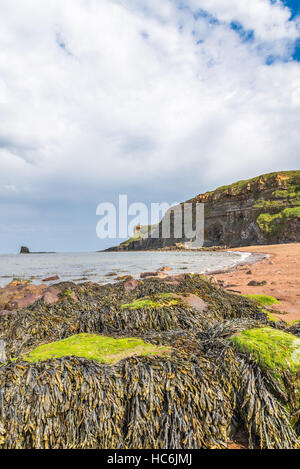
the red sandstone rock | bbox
[140,272,159,278]
[158,266,172,272]
[167,274,186,282]
[43,287,60,305]
[7,293,44,310]
[181,294,208,312]
[0,283,47,310]
[43,275,60,282]
[124,278,138,292]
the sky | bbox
[0,0,299,253]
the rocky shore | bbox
[0,268,299,449]
[212,243,300,323]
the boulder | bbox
[43,287,60,305]
[248,280,267,287]
[140,272,159,279]
[42,275,60,282]
[158,266,172,273]
[7,293,44,310]
[140,272,169,279]
[124,278,138,292]
[0,283,47,311]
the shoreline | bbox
[204,251,268,275]
[211,243,300,322]
[0,244,298,322]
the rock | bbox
[248,280,267,287]
[179,294,208,312]
[0,339,6,363]
[8,279,29,287]
[246,270,252,275]
[43,287,60,305]
[124,278,138,292]
[158,266,172,272]
[43,275,60,282]
[140,272,159,279]
[6,293,44,310]
[20,246,30,254]
[140,272,169,279]
[164,274,186,285]
[117,275,132,281]
[0,283,47,311]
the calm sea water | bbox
[0,251,251,287]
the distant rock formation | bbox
[19,246,56,254]
[107,170,300,250]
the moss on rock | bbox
[230,327,300,378]
[242,294,280,307]
[21,333,170,365]
[121,295,179,310]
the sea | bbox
[0,250,252,287]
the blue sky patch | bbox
[293,38,300,61]
[276,0,300,19]
[56,33,72,56]
[230,21,255,43]
[193,9,220,25]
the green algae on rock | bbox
[21,333,171,365]
[121,295,179,310]
[230,327,300,377]
[242,294,280,307]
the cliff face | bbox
[109,170,300,250]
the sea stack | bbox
[20,246,30,254]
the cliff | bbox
[108,170,300,250]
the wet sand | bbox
[212,243,300,322]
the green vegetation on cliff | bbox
[257,206,300,236]
[22,334,170,365]
[215,170,300,196]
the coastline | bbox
[204,251,267,275]
[0,244,298,322]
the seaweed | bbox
[0,275,299,449]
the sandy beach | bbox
[212,243,300,323]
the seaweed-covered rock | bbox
[0,274,299,449]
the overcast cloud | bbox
[0,0,299,252]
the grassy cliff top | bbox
[21,334,171,365]
[193,170,300,202]
[216,170,299,192]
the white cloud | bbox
[0,0,299,248]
